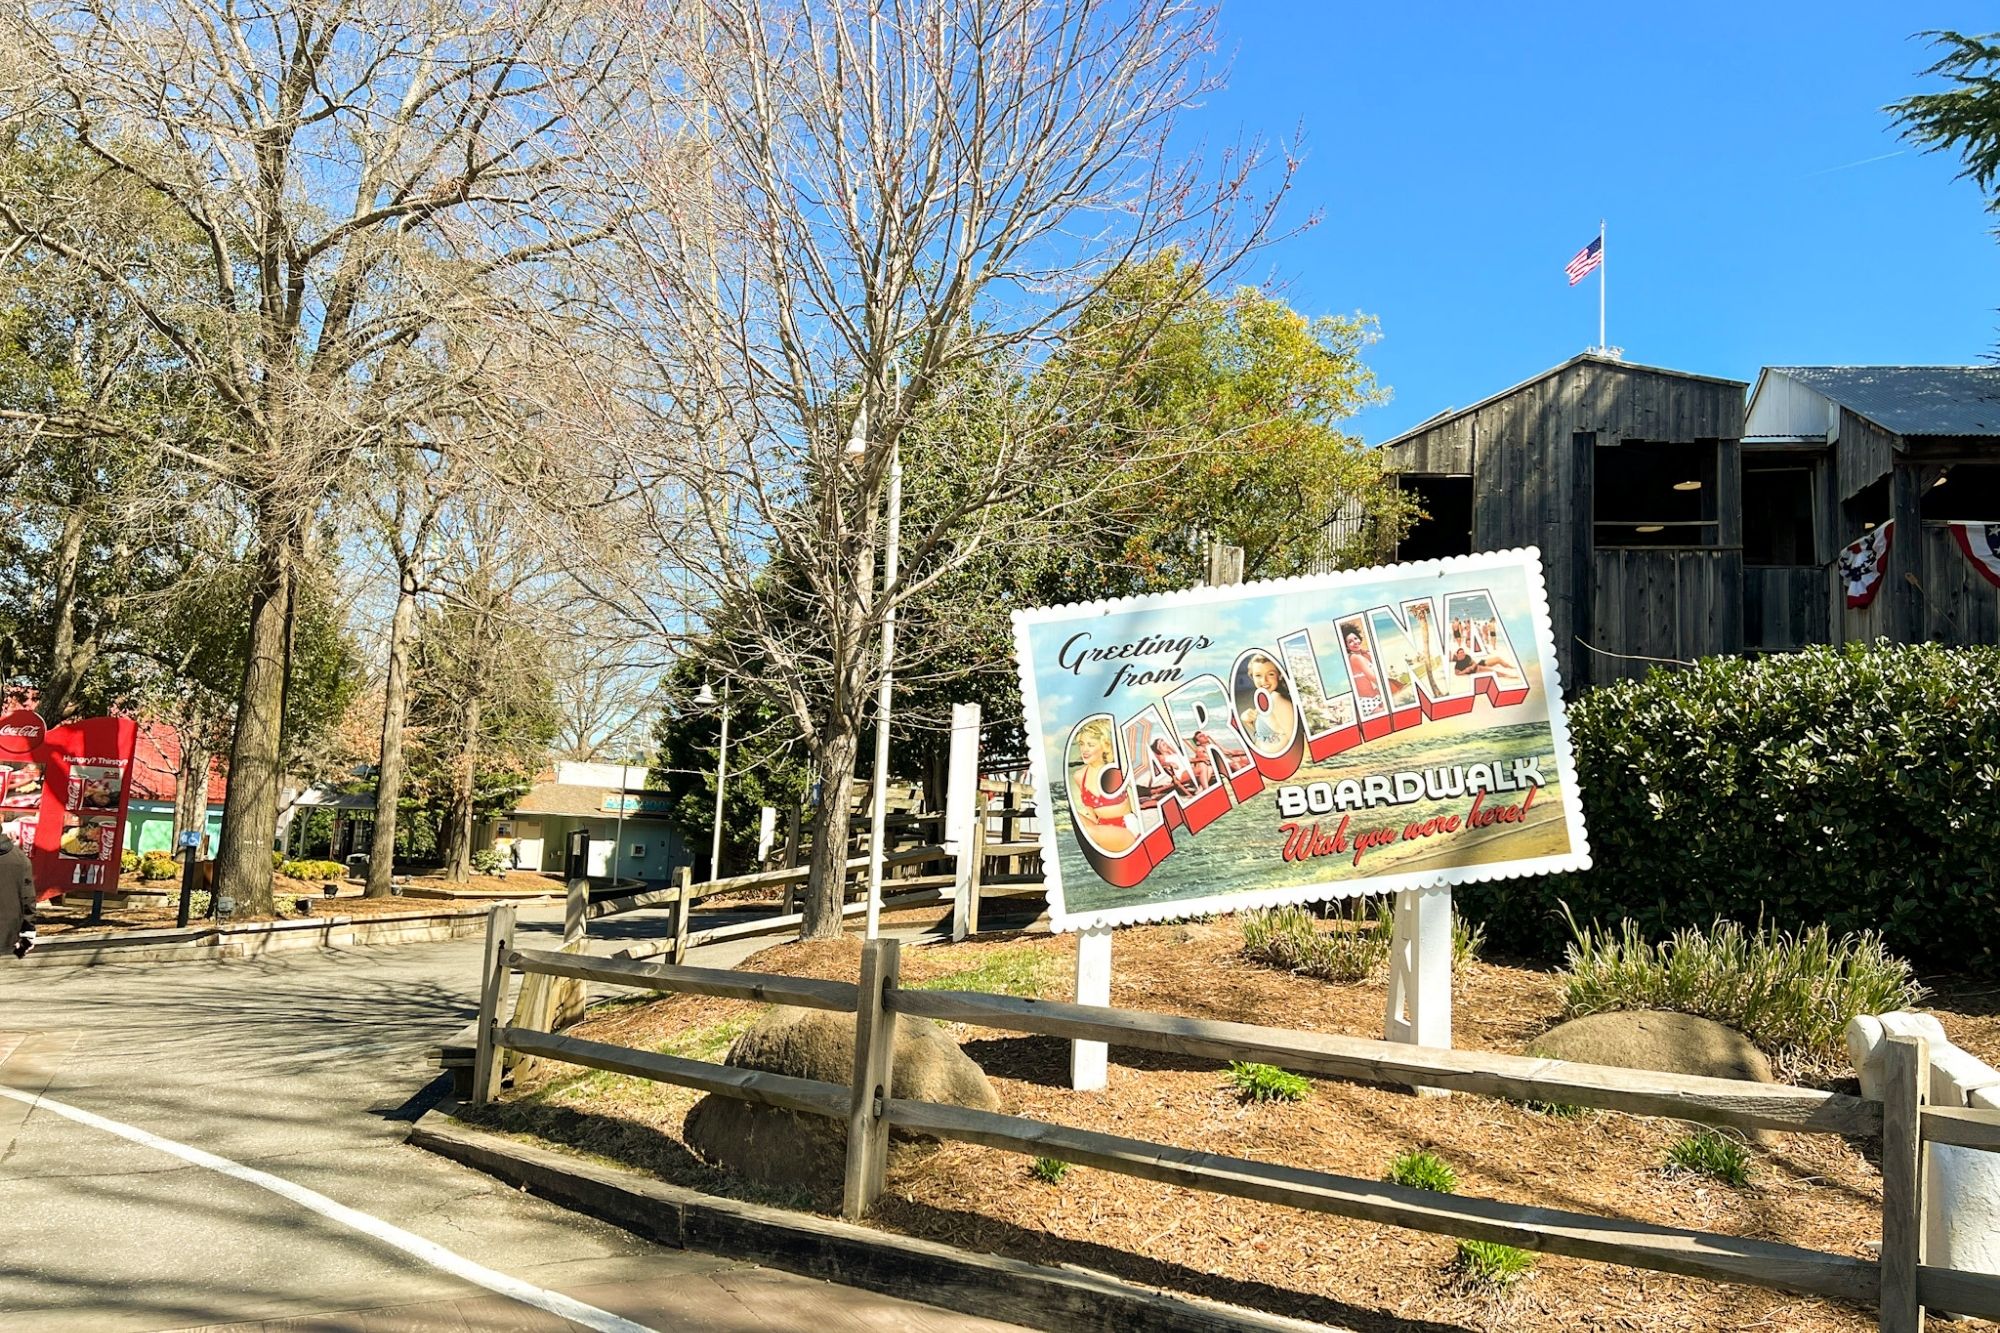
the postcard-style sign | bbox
[1011,549,1591,934]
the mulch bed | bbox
[470,917,2000,1333]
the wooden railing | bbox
[468,924,2000,1330]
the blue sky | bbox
[1200,3,2000,442]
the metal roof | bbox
[1770,366,2000,437]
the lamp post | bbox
[696,680,730,882]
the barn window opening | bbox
[1743,462,1818,566]
[1593,439,1718,547]
[1922,463,2000,520]
[1396,474,1472,560]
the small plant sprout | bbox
[1453,1239,1537,1287]
[1031,1157,1071,1184]
[1666,1129,1751,1187]
[1228,1061,1310,1102]
[1387,1149,1458,1194]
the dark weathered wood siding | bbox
[1385,356,1747,688]
[1835,409,1899,501]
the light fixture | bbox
[1864,521,1877,531]
[1672,479,1702,492]
[694,681,716,706]
[1934,472,1949,488]
[1635,524,1664,534]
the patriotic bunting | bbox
[1838,522,1893,609]
[1950,521,2000,589]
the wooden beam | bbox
[843,939,901,1220]
[499,1027,849,1121]
[1921,1104,2000,1151]
[509,947,857,1012]
[471,903,516,1107]
[1919,1264,2000,1321]
[884,1100,1877,1304]
[671,865,692,965]
[1879,1034,1928,1333]
[620,886,954,959]
[888,990,1880,1138]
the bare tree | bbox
[573,0,1287,936]
[0,0,638,912]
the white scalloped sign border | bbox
[1009,547,1593,934]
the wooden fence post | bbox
[964,803,987,938]
[471,902,517,1107]
[672,865,693,964]
[843,937,902,1221]
[1881,1033,1929,1333]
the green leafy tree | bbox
[648,655,810,882]
[403,589,557,881]
[1890,31,2000,213]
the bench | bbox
[430,1020,480,1098]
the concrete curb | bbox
[24,907,495,967]
[409,1105,1337,1333]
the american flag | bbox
[1565,235,1603,286]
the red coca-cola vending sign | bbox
[0,709,139,900]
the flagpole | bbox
[1598,219,1606,353]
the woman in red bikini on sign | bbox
[1070,719,1137,853]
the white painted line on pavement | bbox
[0,1083,659,1333]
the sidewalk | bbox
[172,1265,1031,1331]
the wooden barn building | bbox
[1381,354,2000,687]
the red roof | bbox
[129,721,228,805]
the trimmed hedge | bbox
[1469,642,2000,970]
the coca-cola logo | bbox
[0,725,40,737]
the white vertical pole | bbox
[1070,927,1113,1090]
[944,703,981,941]
[1384,885,1454,1093]
[1598,218,1606,352]
[708,689,729,882]
[864,437,903,941]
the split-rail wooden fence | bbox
[468,921,1998,1331]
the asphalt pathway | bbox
[0,903,1022,1332]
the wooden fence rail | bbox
[469,927,2000,1329]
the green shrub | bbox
[279,859,346,882]
[1464,643,2000,969]
[121,850,140,874]
[1559,910,1926,1067]
[137,850,179,881]
[1387,1149,1457,1194]
[1242,901,1388,982]
[1363,900,1484,974]
[272,850,284,871]
[1228,1061,1310,1102]
[1453,1239,1536,1286]
[1031,1157,1071,1184]
[471,849,504,875]
[1666,1129,1751,1187]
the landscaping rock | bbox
[682,1006,1000,1193]
[1526,1010,1774,1085]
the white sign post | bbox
[1384,884,1454,1090]
[944,703,982,941]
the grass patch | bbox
[1517,1099,1586,1119]
[1558,908,1926,1067]
[660,1012,762,1063]
[1031,1156,1071,1183]
[910,947,1056,998]
[1665,1129,1752,1187]
[1242,902,1388,982]
[1453,1239,1537,1287]
[1386,1149,1457,1194]
[1228,1061,1310,1102]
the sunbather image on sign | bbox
[1012,549,1591,933]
